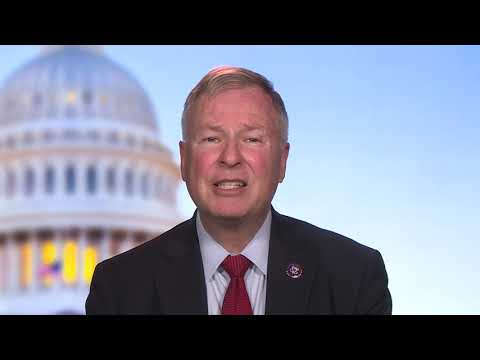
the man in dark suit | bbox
[86,66,392,315]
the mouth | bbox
[213,180,247,189]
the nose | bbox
[219,139,242,168]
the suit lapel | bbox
[265,208,317,314]
[153,213,208,315]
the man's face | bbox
[180,86,289,223]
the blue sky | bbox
[0,45,479,314]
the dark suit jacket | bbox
[85,208,392,314]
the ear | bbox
[179,141,187,182]
[278,142,290,183]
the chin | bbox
[212,209,248,220]
[207,204,251,220]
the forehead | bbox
[193,87,278,127]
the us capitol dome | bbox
[0,45,183,314]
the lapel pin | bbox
[286,263,303,279]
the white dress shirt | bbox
[196,210,271,315]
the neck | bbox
[199,207,270,254]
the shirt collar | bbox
[197,210,271,281]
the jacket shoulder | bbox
[274,212,392,314]
[86,218,195,314]
[275,213,382,266]
[95,217,194,277]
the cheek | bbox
[190,151,218,179]
[243,150,273,176]
[244,147,284,185]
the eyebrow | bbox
[204,125,224,132]
[240,123,265,131]
[203,123,265,131]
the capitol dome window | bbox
[23,132,34,146]
[65,165,76,194]
[5,170,15,198]
[64,130,79,141]
[6,136,16,149]
[0,238,5,291]
[141,172,150,198]
[126,135,136,148]
[45,166,55,194]
[33,93,42,107]
[6,98,14,111]
[142,139,151,151]
[165,178,173,202]
[106,167,116,194]
[46,107,56,118]
[83,91,93,105]
[46,93,58,118]
[86,166,97,194]
[108,132,119,145]
[125,169,134,196]
[24,167,35,196]
[43,131,55,143]
[155,175,163,199]
[87,131,100,142]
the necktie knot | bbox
[221,255,251,278]
[220,254,253,315]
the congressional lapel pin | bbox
[286,263,303,279]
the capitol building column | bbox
[0,236,6,295]
[53,231,62,291]
[79,229,100,288]
[6,234,19,293]
[120,231,134,254]
[60,228,76,289]
[99,229,111,262]
[78,230,87,289]
[29,232,40,292]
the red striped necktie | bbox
[221,255,253,315]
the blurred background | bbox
[0,45,478,314]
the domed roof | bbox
[0,45,158,130]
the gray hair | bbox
[181,65,289,142]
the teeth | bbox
[216,181,245,189]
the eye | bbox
[204,137,219,143]
[246,137,260,143]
